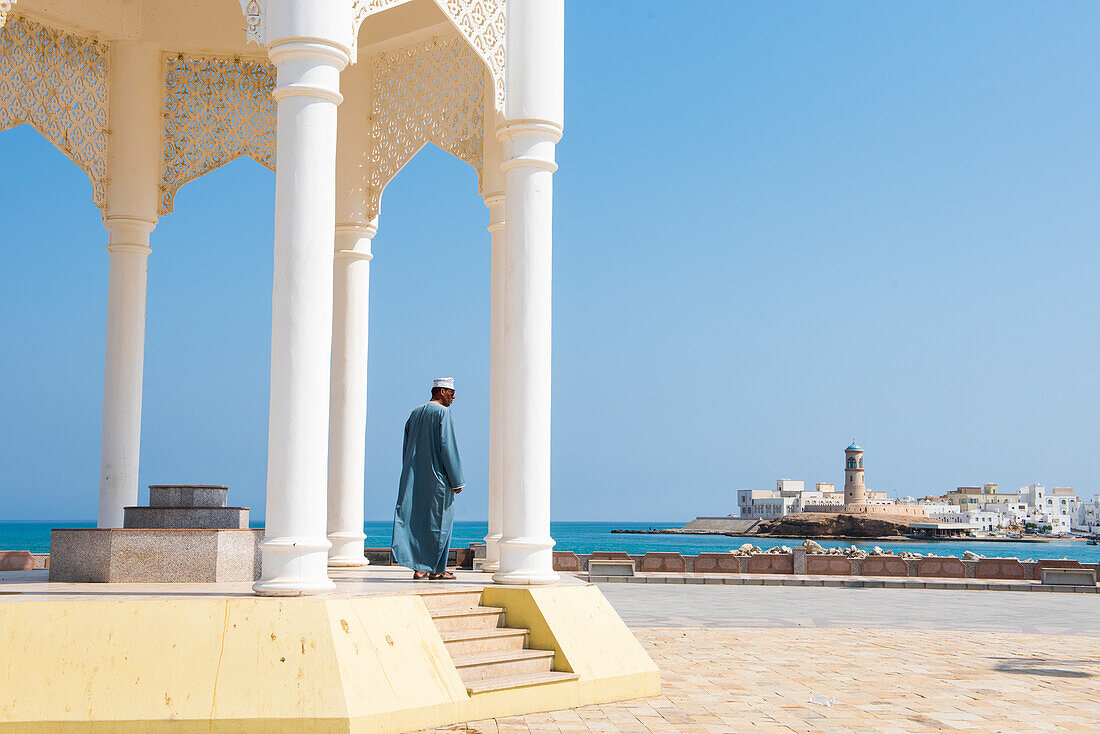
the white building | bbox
[1016,484,1079,535]
[1074,496,1100,534]
[737,489,779,518]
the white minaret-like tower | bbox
[843,442,866,507]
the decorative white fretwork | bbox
[160,54,276,214]
[366,34,484,220]
[237,0,504,112]
[435,0,505,112]
[351,0,415,58]
[239,0,263,46]
[0,14,109,207]
[0,1,16,31]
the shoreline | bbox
[612,528,1055,543]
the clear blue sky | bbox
[2,1,1099,523]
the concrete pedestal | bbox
[48,529,262,582]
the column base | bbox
[254,536,335,596]
[327,532,369,567]
[482,532,502,573]
[491,567,559,585]
[492,536,558,585]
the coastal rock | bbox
[802,540,825,554]
[868,546,892,556]
[961,550,984,561]
[756,512,911,538]
[728,543,759,556]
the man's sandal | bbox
[412,571,428,580]
[428,572,456,581]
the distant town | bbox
[734,443,1100,537]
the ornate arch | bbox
[160,53,276,214]
[0,13,109,208]
[356,0,504,112]
[432,0,504,112]
[241,0,504,112]
[365,33,484,220]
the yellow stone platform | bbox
[0,567,659,732]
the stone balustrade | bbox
[550,551,1100,582]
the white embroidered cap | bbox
[433,377,455,390]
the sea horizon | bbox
[5,520,1099,563]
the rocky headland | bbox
[756,512,913,538]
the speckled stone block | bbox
[148,485,228,508]
[48,529,262,582]
[792,547,807,574]
[123,506,249,529]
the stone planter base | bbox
[48,528,262,583]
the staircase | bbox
[418,588,578,694]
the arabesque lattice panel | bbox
[0,14,108,208]
[367,34,484,219]
[437,0,505,112]
[160,54,275,214]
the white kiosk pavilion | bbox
[0,2,658,730]
[0,0,558,593]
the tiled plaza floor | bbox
[425,586,1100,733]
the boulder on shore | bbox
[757,512,911,538]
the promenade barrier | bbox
[693,553,741,573]
[917,557,966,578]
[975,558,1026,580]
[553,551,582,572]
[557,551,1100,584]
[746,554,794,574]
[0,551,34,571]
[639,552,687,573]
[6,546,1097,583]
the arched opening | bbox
[0,125,107,529]
[361,143,489,545]
[138,156,275,515]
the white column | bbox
[98,224,151,528]
[254,11,351,595]
[483,191,505,572]
[493,0,564,585]
[482,99,506,572]
[98,41,162,528]
[326,57,373,567]
[327,222,375,566]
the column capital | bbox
[239,0,356,63]
[496,120,564,143]
[104,215,156,254]
[334,221,376,260]
[498,121,561,174]
[484,192,506,233]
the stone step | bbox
[123,506,249,530]
[148,485,228,508]
[465,671,580,695]
[429,606,505,633]
[441,628,528,656]
[452,648,555,683]
[416,588,485,614]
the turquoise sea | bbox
[3,521,1100,563]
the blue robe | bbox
[391,401,466,573]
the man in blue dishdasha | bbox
[391,377,466,580]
